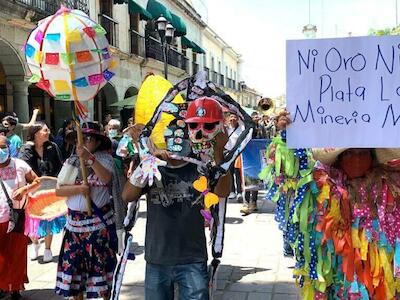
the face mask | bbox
[0,147,10,164]
[108,129,118,138]
[339,150,372,179]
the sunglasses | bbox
[83,135,95,143]
[188,122,219,132]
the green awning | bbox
[114,0,153,20]
[109,95,137,108]
[170,13,186,37]
[146,0,172,22]
[181,36,195,48]
[191,41,206,54]
[181,37,205,53]
[129,0,153,20]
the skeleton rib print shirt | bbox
[143,162,208,266]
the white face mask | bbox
[108,129,118,138]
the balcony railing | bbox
[145,37,188,72]
[168,48,188,72]
[99,14,118,48]
[211,71,218,83]
[226,78,233,89]
[62,0,89,13]
[192,62,199,75]
[130,29,145,57]
[219,74,224,87]
[11,0,89,16]
[204,67,209,80]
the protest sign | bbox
[287,35,400,148]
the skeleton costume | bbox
[111,71,254,300]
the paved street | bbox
[19,194,299,300]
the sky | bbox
[205,0,399,98]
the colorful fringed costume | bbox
[261,132,400,300]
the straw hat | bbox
[312,148,348,165]
[312,148,400,166]
[375,148,400,164]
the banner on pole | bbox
[287,35,400,148]
[242,139,270,180]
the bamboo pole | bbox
[75,120,92,216]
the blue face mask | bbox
[0,147,10,163]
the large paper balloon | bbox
[135,74,184,148]
[25,6,116,101]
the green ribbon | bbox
[28,74,40,83]
[55,93,71,100]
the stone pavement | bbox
[18,194,299,300]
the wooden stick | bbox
[75,120,92,216]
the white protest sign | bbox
[286,35,400,148]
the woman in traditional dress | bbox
[0,135,39,300]
[19,122,63,262]
[55,122,117,300]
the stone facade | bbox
[0,0,262,131]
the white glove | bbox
[129,154,167,187]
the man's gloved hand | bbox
[129,154,167,187]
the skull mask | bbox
[185,97,224,159]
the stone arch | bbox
[94,82,118,123]
[124,86,139,98]
[0,37,27,78]
[0,37,31,121]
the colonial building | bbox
[0,0,261,131]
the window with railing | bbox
[219,74,224,87]
[192,62,199,75]
[129,29,145,57]
[232,80,236,90]
[226,78,233,89]
[12,0,89,16]
[99,14,119,48]
[62,0,89,13]
[14,0,57,14]
[204,67,209,80]
[211,71,218,83]
[145,37,188,72]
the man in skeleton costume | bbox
[115,72,253,300]
[122,100,231,300]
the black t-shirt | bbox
[144,162,207,265]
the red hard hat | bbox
[185,97,223,123]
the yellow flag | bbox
[34,50,42,64]
[67,29,81,43]
[54,80,70,92]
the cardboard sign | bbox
[287,35,400,148]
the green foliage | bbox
[369,25,400,36]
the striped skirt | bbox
[55,204,117,299]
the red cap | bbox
[185,97,223,123]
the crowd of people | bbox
[1,91,396,300]
[0,98,241,300]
